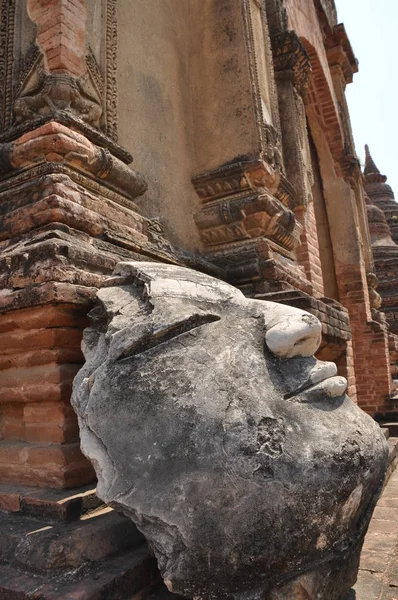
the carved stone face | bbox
[72,262,387,600]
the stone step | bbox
[0,438,95,490]
[0,502,162,600]
[381,422,398,438]
[0,506,144,573]
[375,407,398,420]
[0,544,159,600]
[0,482,102,522]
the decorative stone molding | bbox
[267,19,314,211]
[208,238,312,295]
[0,0,16,133]
[0,122,146,202]
[272,30,311,97]
[14,71,103,129]
[275,174,297,208]
[241,0,282,160]
[0,112,132,165]
[1,0,120,142]
[193,159,280,204]
[195,191,300,251]
[193,159,301,253]
[326,24,358,85]
[104,0,119,140]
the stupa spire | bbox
[364,144,380,176]
[363,145,387,184]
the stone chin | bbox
[71,261,388,600]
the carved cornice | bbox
[194,200,302,253]
[340,153,362,183]
[193,159,286,204]
[193,159,301,255]
[0,122,146,202]
[272,31,311,96]
[326,24,358,85]
[0,162,139,211]
[193,162,256,204]
[193,156,300,211]
[275,175,299,210]
[0,113,132,164]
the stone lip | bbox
[72,262,388,600]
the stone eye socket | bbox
[114,313,220,362]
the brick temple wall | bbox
[0,0,395,496]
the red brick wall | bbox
[296,201,325,297]
[27,0,88,76]
[338,266,392,414]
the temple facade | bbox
[0,0,396,597]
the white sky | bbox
[335,0,398,196]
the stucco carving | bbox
[193,159,301,253]
[14,71,103,128]
[0,0,16,133]
[1,0,119,140]
[104,0,119,140]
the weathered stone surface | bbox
[72,262,388,600]
[0,122,148,200]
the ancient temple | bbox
[0,0,396,598]
[363,147,398,414]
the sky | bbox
[335,0,398,196]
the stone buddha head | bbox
[72,262,387,600]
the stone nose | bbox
[265,310,322,360]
